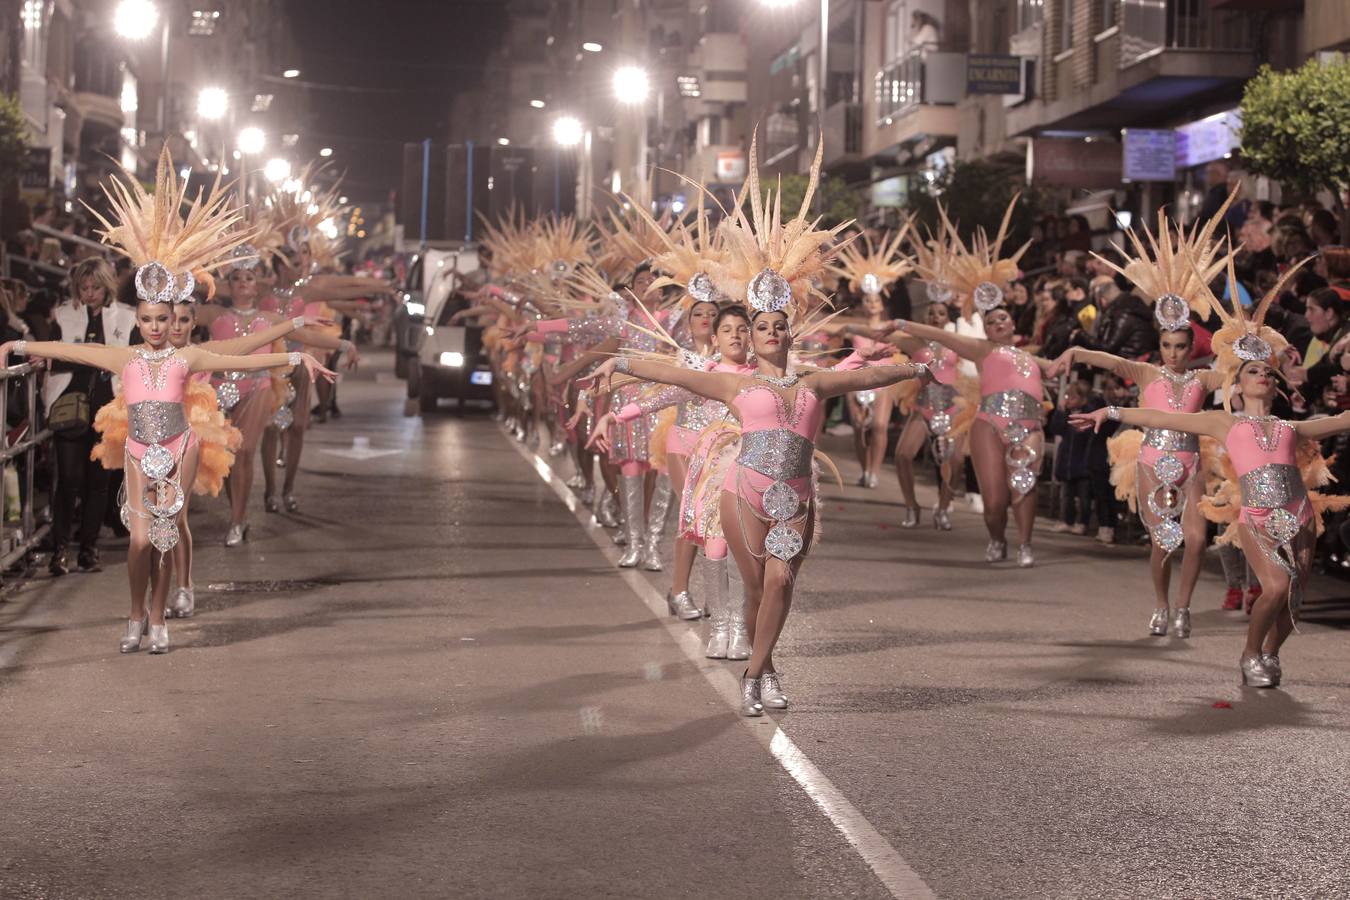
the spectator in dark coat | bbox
[1082,273,1156,359]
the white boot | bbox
[641,476,672,572]
[726,579,752,661]
[703,557,731,659]
[616,475,644,567]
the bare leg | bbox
[970,420,1010,542]
[893,414,928,509]
[1010,430,1043,546]
[865,395,894,479]
[719,489,767,669]
[847,395,867,474]
[1175,474,1208,610]
[172,449,201,592]
[261,427,280,497]
[225,389,273,528]
[1239,522,1314,657]
[666,453,697,594]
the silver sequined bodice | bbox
[979,390,1041,420]
[128,400,189,444]
[736,429,814,481]
[1239,463,1304,510]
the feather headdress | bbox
[86,145,255,302]
[916,197,1027,319]
[480,210,534,281]
[708,129,853,322]
[1194,250,1306,410]
[595,185,675,289]
[1093,186,1239,331]
[620,184,729,308]
[829,222,914,297]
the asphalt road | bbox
[2,352,1348,899]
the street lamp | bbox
[263,158,291,183]
[612,66,650,105]
[237,127,265,155]
[319,147,333,157]
[113,0,158,39]
[197,86,228,120]
[282,69,301,79]
[553,116,583,147]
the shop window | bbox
[1017,0,1045,32]
[1061,0,1076,49]
[1100,0,1118,32]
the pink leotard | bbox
[975,345,1043,433]
[1139,371,1204,477]
[122,349,195,460]
[209,309,274,397]
[1226,417,1310,530]
[723,381,824,515]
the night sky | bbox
[284,0,507,203]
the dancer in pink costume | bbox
[1072,261,1350,688]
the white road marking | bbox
[507,431,937,900]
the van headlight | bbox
[438,351,465,367]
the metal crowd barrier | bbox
[0,362,51,579]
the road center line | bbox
[507,431,937,899]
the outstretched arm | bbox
[182,346,335,384]
[295,275,393,302]
[547,337,620,386]
[0,340,129,373]
[809,361,932,400]
[587,357,741,406]
[201,315,326,356]
[1294,411,1350,441]
[1049,347,1153,383]
[892,320,990,363]
[1070,406,1230,441]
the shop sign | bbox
[966,54,1023,94]
[21,147,51,191]
[1174,109,1241,169]
[1122,129,1176,182]
[1029,138,1122,189]
[715,151,746,182]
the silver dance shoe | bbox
[667,590,701,621]
[1240,654,1275,688]
[119,617,148,653]
[984,540,1006,563]
[616,475,644,568]
[760,672,789,710]
[1171,608,1191,639]
[865,472,879,489]
[564,473,587,490]
[739,674,764,717]
[264,495,280,513]
[548,439,567,458]
[933,507,952,531]
[1148,607,1169,636]
[1261,653,1282,686]
[1017,544,1034,568]
[899,506,919,529]
[284,494,299,513]
[168,587,195,619]
[703,559,731,658]
[596,493,620,529]
[224,523,248,547]
[148,623,169,654]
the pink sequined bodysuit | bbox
[913,341,959,421]
[723,381,824,515]
[209,309,274,398]
[1227,416,1310,529]
[122,349,195,460]
[975,345,1044,433]
[1139,371,1204,477]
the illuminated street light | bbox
[113,0,158,39]
[497,137,510,146]
[338,196,349,204]
[552,116,583,147]
[319,147,333,157]
[613,66,650,105]
[263,158,291,183]
[582,42,603,52]
[197,86,228,120]
[529,99,546,109]
[282,68,301,78]
[237,127,265,155]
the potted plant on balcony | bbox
[1241,56,1350,244]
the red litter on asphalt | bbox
[1213,701,1233,709]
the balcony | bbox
[1006,0,1259,136]
[869,51,964,160]
[684,32,747,108]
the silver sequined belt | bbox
[1239,464,1305,510]
[918,383,956,410]
[1143,427,1199,453]
[128,400,189,444]
[979,390,1041,420]
[737,429,814,481]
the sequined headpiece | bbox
[915,197,1027,320]
[1094,186,1239,333]
[86,145,255,304]
[709,129,853,322]
[621,182,732,311]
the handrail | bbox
[0,363,51,578]
[33,224,112,254]
[5,255,71,279]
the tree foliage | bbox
[0,94,29,179]
[908,159,1043,247]
[1240,56,1350,223]
[775,173,862,229]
